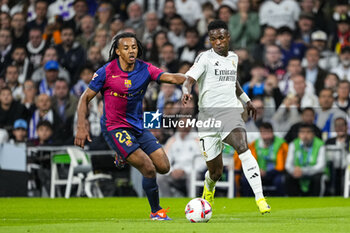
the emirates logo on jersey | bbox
[124,80,132,88]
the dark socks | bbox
[142,176,161,213]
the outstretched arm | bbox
[74,88,98,148]
[236,80,256,120]
[159,72,189,85]
[181,76,196,105]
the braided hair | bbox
[108,32,144,62]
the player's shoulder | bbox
[228,51,238,59]
[194,50,211,63]
[93,62,111,80]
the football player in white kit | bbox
[182,20,271,214]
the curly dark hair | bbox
[207,19,228,32]
[108,32,144,62]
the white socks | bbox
[239,150,264,200]
[204,170,216,191]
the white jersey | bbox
[186,49,243,111]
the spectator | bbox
[284,107,322,143]
[243,63,267,98]
[325,117,350,196]
[26,0,48,32]
[125,1,144,40]
[177,61,191,74]
[0,11,11,29]
[10,119,28,144]
[0,86,28,131]
[315,88,347,140]
[55,25,86,85]
[292,74,319,108]
[217,3,234,25]
[158,118,202,197]
[262,74,284,119]
[236,122,288,196]
[96,1,114,30]
[276,26,306,67]
[0,28,12,72]
[335,80,350,113]
[285,123,326,196]
[31,47,70,84]
[51,78,78,143]
[5,65,23,101]
[26,27,48,69]
[93,27,110,62]
[272,92,301,138]
[10,12,28,47]
[148,30,168,65]
[228,0,260,52]
[156,83,182,112]
[39,60,59,96]
[263,44,286,81]
[236,47,253,85]
[299,0,328,33]
[253,26,277,64]
[75,15,95,50]
[302,46,328,96]
[66,0,88,33]
[72,66,94,97]
[11,45,34,84]
[22,79,37,117]
[259,0,300,30]
[303,30,339,71]
[28,94,60,140]
[331,46,350,82]
[332,13,350,53]
[28,120,54,146]
[159,42,179,73]
[87,46,105,70]
[167,15,186,51]
[178,27,202,63]
[197,2,215,37]
[175,0,201,27]
[110,14,125,38]
[279,58,303,96]
[160,0,176,29]
[142,11,162,51]
[109,0,133,20]
[324,73,340,94]
[294,12,314,46]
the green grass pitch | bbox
[1,197,350,233]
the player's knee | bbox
[157,163,170,174]
[143,165,157,178]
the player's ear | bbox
[115,48,120,56]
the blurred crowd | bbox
[0,0,350,197]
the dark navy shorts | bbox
[102,127,162,159]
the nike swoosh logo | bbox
[112,75,120,78]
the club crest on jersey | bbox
[125,139,133,147]
[124,80,132,88]
[92,73,98,80]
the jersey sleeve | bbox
[88,66,106,92]
[147,63,164,83]
[186,52,206,81]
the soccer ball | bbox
[185,198,212,223]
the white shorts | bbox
[198,111,245,161]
